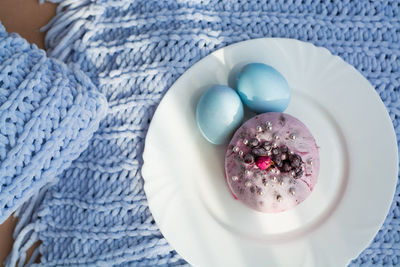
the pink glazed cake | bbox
[225,113,319,213]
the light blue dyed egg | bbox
[237,63,291,113]
[196,85,244,145]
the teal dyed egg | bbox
[196,85,244,145]
[237,63,291,113]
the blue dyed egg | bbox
[237,63,291,113]
[196,85,244,145]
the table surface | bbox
[0,0,56,265]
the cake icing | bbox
[225,113,319,213]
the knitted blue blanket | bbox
[4,0,400,266]
[0,22,107,238]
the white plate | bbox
[142,38,398,267]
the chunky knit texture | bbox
[6,0,400,266]
[0,23,107,225]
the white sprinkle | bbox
[273,133,279,140]
[233,146,239,153]
[258,190,264,196]
[276,195,282,202]
[256,125,263,132]
[280,180,284,186]
[273,142,278,148]
[243,139,249,145]
[307,159,313,165]
[267,151,272,156]
[266,121,272,127]
[245,170,251,175]
[238,150,244,156]
[289,133,296,140]
[266,125,272,131]
[232,176,239,181]
[272,176,277,182]
[245,180,252,187]
[291,171,296,177]
[289,188,295,195]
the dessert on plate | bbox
[225,112,319,213]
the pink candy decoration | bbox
[256,156,272,170]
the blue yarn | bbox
[4,0,400,266]
[0,23,107,226]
